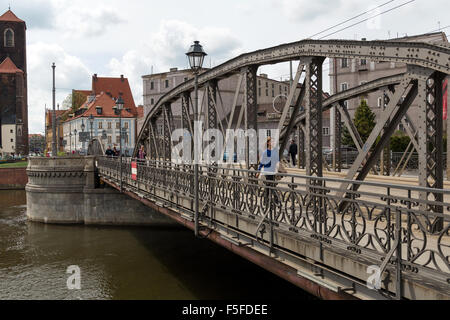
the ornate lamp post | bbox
[73,129,77,153]
[113,96,124,191]
[186,40,207,237]
[81,120,86,154]
[89,114,94,141]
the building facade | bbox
[329,32,449,137]
[44,109,65,154]
[0,9,28,157]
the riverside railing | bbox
[97,156,450,299]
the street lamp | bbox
[113,95,124,192]
[186,40,207,237]
[89,114,94,146]
[81,120,86,155]
[73,129,77,153]
[69,131,72,154]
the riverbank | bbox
[0,166,28,190]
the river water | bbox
[0,190,315,300]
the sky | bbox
[1,0,448,134]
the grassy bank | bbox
[0,161,28,168]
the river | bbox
[0,190,315,300]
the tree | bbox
[341,99,377,147]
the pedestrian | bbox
[137,145,146,162]
[113,146,119,157]
[288,139,298,166]
[256,137,280,204]
[105,145,114,157]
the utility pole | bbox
[51,63,57,157]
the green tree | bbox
[341,99,377,147]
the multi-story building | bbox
[0,9,28,157]
[44,109,65,154]
[142,68,331,147]
[63,75,140,155]
[329,32,449,134]
[28,134,45,154]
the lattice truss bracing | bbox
[136,38,450,203]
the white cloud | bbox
[27,42,92,134]
[107,19,242,106]
[53,4,125,38]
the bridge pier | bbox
[26,157,175,226]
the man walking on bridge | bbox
[288,139,298,167]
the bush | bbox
[57,151,67,157]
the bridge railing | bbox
[97,156,450,295]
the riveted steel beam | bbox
[305,57,325,180]
[243,65,258,169]
[417,71,446,233]
[337,70,420,198]
[149,118,159,160]
[334,105,342,172]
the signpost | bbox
[131,161,137,181]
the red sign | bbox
[444,79,448,120]
[131,161,137,181]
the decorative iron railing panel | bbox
[97,156,450,293]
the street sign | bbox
[79,132,90,142]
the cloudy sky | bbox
[1,0,448,134]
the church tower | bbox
[0,9,28,156]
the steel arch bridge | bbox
[135,38,449,200]
[111,37,450,299]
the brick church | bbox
[0,9,28,157]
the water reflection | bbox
[0,190,315,300]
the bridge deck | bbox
[97,157,450,300]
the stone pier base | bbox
[26,156,174,226]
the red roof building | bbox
[0,9,26,24]
[92,74,138,116]
[0,56,23,73]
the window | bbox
[98,122,103,129]
[266,130,271,137]
[272,90,274,98]
[107,136,112,144]
[107,122,112,129]
[150,82,154,90]
[124,122,128,129]
[377,97,383,108]
[258,80,261,86]
[341,58,348,68]
[323,127,330,136]
[4,29,14,47]
[151,98,154,105]
[341,83,348,92]
[10,129,13,133]
[265,82,268,88]
[360,59,367,65]
[116,122,120,129]
[271,83,274,89]
[265,89,268,96]
[184,77,188,82]
[279,85,282,93]
[96,107,102,115]
[258,88,261,96]
[116,135,120,143]
[165,79,169,88]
